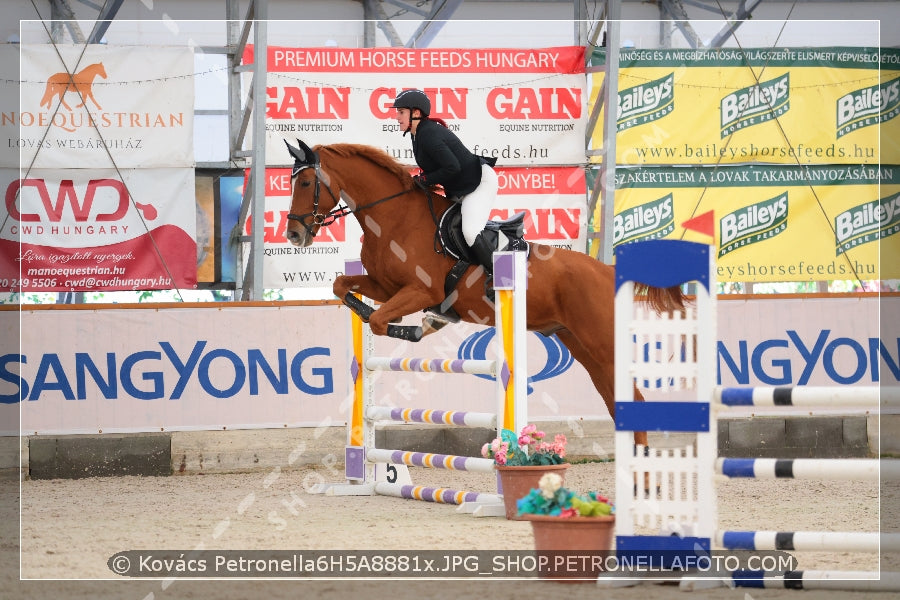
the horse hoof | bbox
[633,484,662,499]
[421,315,451,337]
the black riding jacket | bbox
[411,118,493,198]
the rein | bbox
[285,161,417,236]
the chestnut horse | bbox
[283,140,686,451]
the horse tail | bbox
[635,283,689,315]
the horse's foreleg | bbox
[334,275,390,322]
[367,286,437,340]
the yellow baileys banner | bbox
[590,47,900,166]
[611,164,899,282]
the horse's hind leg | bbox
[555,330,651,493]
[554,330,646,442]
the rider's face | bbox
[395,108,413,132]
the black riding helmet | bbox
[392,89,430,118]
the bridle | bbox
[285,141,421,238]
[285,160,348,238]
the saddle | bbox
[424,204,529,325]
[436,203,529,264]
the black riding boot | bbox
[468,231,496,275]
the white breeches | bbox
[461,164,498,246]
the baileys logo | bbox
[720,73,790,139]
[834,192,900,256]
[836,76,900,139]
[616,73,674,132]
[719,193,788,258]
[613,194,674,246]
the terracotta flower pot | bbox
[525,514,616,582]
[495,463,569,520]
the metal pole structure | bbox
[599,1,620,263]
[249,2,268,299]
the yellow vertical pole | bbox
[349,295,364,448]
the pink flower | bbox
[481,443,490,458]
[520,424,537,436]
[518,434,533,446]
[495,450,507,465]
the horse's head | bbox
[284,139,342,247]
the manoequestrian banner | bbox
[12,44,195,169]
[590,47,899,166]
[2,45,197,291]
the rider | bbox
[392,88,498,273]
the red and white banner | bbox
[0,168,197,291]
[260,166,588,289]
[251,46,588,167]
[13,45,194,169]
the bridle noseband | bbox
[285,158,348,238]
[285,145,420,237]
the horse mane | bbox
[316,143,412,186]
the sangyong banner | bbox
[589,47,900,166]
[260,166,588,289]
[248,46,587,167]
[611,164,900,282]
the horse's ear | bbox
[284,138,317,166]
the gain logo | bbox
[617,73,674,132]
[613,194,674,247]
[720,73,790,138]
[836,76,900,139]
[719,192,788,258]
[834,192,900,256]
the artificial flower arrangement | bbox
[517,472,614,518]
[481,424,567,466]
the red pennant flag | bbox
[682,210,715,238]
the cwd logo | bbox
[4,178,152,239]
[720,73,789,139]
[834,192,900,256]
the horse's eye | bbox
[300,180,312,188]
